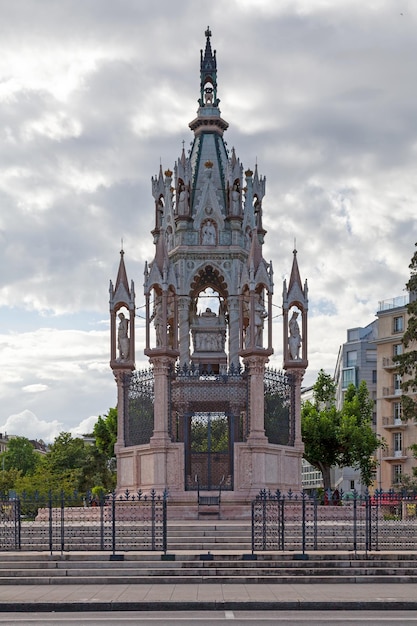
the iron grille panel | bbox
[264,368,294,445]
[125,369,155,446]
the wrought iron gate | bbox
[186,411,233,491]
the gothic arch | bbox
[190,264,229,300]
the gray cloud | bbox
[0,0,416,438]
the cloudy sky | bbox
[1,0,416,442]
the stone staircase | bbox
[1,552,417,585]
[1,520,417,584]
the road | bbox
[0,611,417,625]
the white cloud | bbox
[0,410,62,443]
[0,0,416,436]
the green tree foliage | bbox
[302,370,382,490]
[301,371,340,490]
[93,408,117,458]
[0,436,39,476]
[394,242,417,421]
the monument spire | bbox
[199,26,218,107]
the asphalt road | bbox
[0,611,417,625]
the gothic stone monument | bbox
[109,29,308,519]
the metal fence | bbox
[0,490,167,554]
[252,489,417,553]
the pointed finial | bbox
[293,238,296,253]
[121,238,124,252]
[205,26,212,39]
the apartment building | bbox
[333,321,378,493]
[375,294,417,490]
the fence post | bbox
[313,493,318,551]
[162,490,168,554]
[280,498,285,550]
[365,490,371,553]
[251,500,255,553]
[151,489,156,551]
[60,492,65,554]
[15,498,21,550]
[301,493,306,555]
[353,495,357,552]
[100,492,105,551]
[111,491,116,556]
[47,491,53,555]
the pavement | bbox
[1,582,417,612]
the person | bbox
[117,312,129,360]
[289,310,301,359]
[202,220,216,245]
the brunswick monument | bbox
[109,29,308,518]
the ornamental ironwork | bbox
[263,368,294,445]
[124,369,155,446]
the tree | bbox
[394,242,417,421]
[338,381,381,487]
[93,408,117,459]
[302,370,382,490]
[301,371,341,490]
[0,436,39,476]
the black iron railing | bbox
[0,490,167,554]
[252,489,417,553]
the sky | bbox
[1,0,416,443]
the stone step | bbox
[0,573,416,585]
[1,553,417,586]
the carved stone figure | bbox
[151,296,164,347]
[254,297,267,347]
[202,220,216,245]
[117,312,129,360]
[289,310,301,360]
[177,185,189,216]
[231,183,240,215]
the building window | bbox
[393,316,404,333]
[394,373,402,394]
[393,464,402,485]
[372,370,377,384]
[394,432,402,455]
[342,367,356,389]
[346,350,357,367]
[366,349,377,361]
[350,480,355,490]
[393,402,402,421]
[393,343,403,356]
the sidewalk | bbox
[0,582,417,612]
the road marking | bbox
[225,610,235,619]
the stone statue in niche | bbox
[150,295,164,347]
[177,185,189,216]
[231,183,240,215]
[254,296,268,347]
[117,312,129,360]
[202,220,216,245]
[288,310,301,360]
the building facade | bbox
[332,321,378,493]
[375,295,417,490]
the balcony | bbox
[382,357,399,369]
[382,387,402,398]
[382,448,407,461]
[382,416,406,430]
[378,295,409,311]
